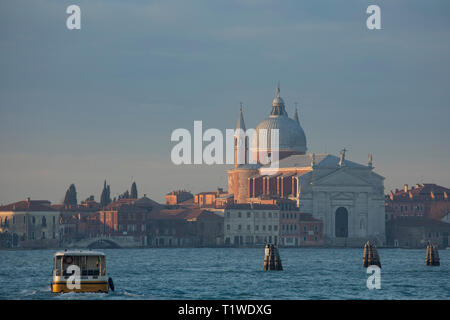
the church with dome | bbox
[227,85,386,246]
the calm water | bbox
[0,248,449,300]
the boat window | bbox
[86,256,101,276]
[61,254,103,277]
[100,256,106,276]
[62,256,76,276]
[55,256,62,276]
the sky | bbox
[0,0,450,204]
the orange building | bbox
[386,183,450,221]
[165,190,193,205]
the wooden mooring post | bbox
[264,244,283,271]
[363,241,381,268]
[426,242,440,266]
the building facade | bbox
[224,203,280,246]
[386,216,450,248]
[0,198,61,248]
[386,183,450,221]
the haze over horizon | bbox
[1,0,450,205]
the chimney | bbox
[404,184,408,192]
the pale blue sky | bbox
[1,0,450,204]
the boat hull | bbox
[51,281,109,293]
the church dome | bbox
[272,96,285,106]
[252,84,307,154]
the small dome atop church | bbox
[272,96,285,106]
[252,84,307,155]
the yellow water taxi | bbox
[51,250,114,293]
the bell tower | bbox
[234,103,248,168]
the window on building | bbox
[268,225,272,231]
[255,225,259,231]
[32,216,35,224]
[274,225,278,231]
[53,232,56,239]
[42,216,46,227]
[32,232,35,240]
[12,216,15,224]
[238,212,242,218]
[227,224,230,230]
[42,232,46,239]
[315,236,318,241]
[314,226,318,232]
[247,225,251,231]
[282,224,285,231]
[268,212,272,218]
[226,212,230,218]
[238,224,242,230]
[304,236,307,241]
[23,216,26,224]
[247,212,251,218]
[303,226,307,232]
[263,225,266,231]
[53,216,56,224]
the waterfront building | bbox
[227,85,386,246]
[98,196,161,246]
[96,195,224,247]
[248,198,323,246]
[0,198,61,248]
[224,203,280,246]
[386,216,450,248]
[386,183,450,221]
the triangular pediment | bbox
[313,168,371,187]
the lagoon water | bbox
[0,248,449,300]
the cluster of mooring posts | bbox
[426,242,440,266]
[264,244,283,271]
[263,240,442,270]
[362,241,382,268]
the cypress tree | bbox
[131,182,138,199]
[100,180,111,207]
[63,184,77,207]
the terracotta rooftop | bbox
[0,199,54,212]
[389,183,450,201]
